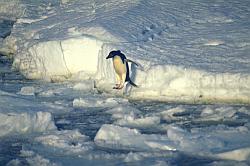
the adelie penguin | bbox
[106,50,138,89]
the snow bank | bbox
[6,0,250,104]
[0,111,56,137]
[13,36,103,81]
[93,44,250,104]
[96,60,250,104]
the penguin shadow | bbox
[124,63,138,95]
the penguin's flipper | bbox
[125,59,139,66]
[128,79,138,88]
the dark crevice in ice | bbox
[0,20,14,38]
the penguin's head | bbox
[106,50,121,59]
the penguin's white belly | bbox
[113,56,126,75]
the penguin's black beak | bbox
[106,54,111,59]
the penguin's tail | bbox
[128,79,138,88]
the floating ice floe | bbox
[72,80,95,91]
[106,105,142,120]
[17,86,36,96]
[159,106,186,121]
[114,115,161,129]
[0,111,56,137]
[204,40,224,46]
[94,124,250,161]
[94,124,177,152]
[216,147,250,161]
[7,149,59,166]
[73,97,128,108]
[35,130,93,154]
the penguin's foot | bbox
[113,84,119,89]
[113,84,124,90]
[117,84,124,89]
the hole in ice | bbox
[149,24,156,30]
[142,29,150,35]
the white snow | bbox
[200,107,236,121]
[72,80,95,91]
[94,123,250,161]
[13,36,103,81]
[106,105,141,120]
[6,159,21,166]
[204,40,224,46]
[159,107,186,121]
[18,86,36,96]
[216,147,250,161]
[198,106,250,122]
[19,149,58,166]
[26,154,58,166]
[126,67,250,104]
[0,111,56,137]
[94,124,177,152]
[114,115,161,129]
[73,97,127,108]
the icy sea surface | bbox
[1,52,250,165]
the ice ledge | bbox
[13,36,103,81]
[10,35,250,104]
[96,56,250,104]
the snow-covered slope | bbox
[3,0,250,104]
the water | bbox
[0,20,14,38]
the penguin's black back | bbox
[116,51,126,64]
